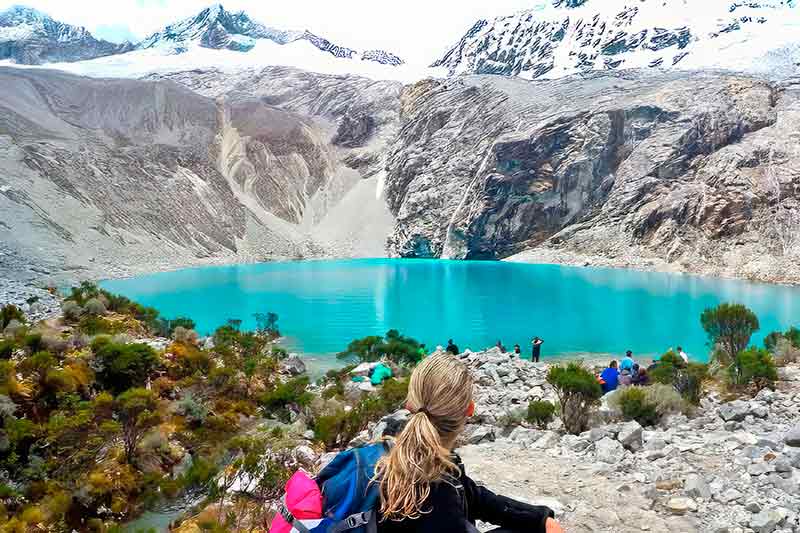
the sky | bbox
[0,0,544,64]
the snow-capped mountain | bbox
[434,0,800,79]
[0,5,132,65]
[137,4,404,65]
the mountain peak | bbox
[0,4,51,24]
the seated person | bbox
[620,351,636,373]
[599,361,620,394]
[619,368,633,387]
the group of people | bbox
[598,346,690,394]
[492,336,545,362]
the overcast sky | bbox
[0,0,544,64]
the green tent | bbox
[370,363,393,386]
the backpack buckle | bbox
[346,512,369,528]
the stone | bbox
[747,462,774,476]
[719,401,750,422]
[532,431,561,450]
[281,356,306,376]
[293,445,318,467]
[746,501,762,513]
[784,424,800,447]
[595,437,624,464]
[350,362,380,378]
[715,488,743,503]
[773,458,792,473]
[617,420,644,451]
[348,430,371,448]
[562,434,591,452]
[171,453,193,479]
[371,410,410,440]
[666,497,697,515]
[684,474,711,499]
[750,509,785,533]
[464,425,496,445]
[508,427,542,446]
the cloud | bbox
[0,0,541,64]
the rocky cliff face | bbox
[0,67,400,282]
[383,70,800,283]
[0,6,132,65]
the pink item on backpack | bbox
[269,470,323,533]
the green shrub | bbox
[546,362,603,435]
[378,378,408,410]
[61,301,83,322]
[729,347,777,392]
[78,315,121,336]
[700,303,759,364]
[498,408,526,429]
[260,376,312,420]
[94,341,159,394]
[650,351,708,404]
[337,329,422,366]
[0,305,25,330]
[611,387,659,426]
[526,400,556,429]
[23,333,44,353]
[173,394,208,426]
[83,298,107,316]
[0,340,15,360]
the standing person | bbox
[599,360,620,394]
[677,346,689,364]
[531,337,544,363]
[376,354,563,533]
[513,344,522,357]
[446,339,459,356]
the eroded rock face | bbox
[0,66,400,282]
[384,71,800,282]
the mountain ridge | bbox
[0,3,404,67]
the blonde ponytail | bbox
[375,354,473,520]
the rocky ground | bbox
[324,350,800,533]
[0,277,61,321]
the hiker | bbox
[496,340,506,353]
[446,339,459,355]
[600,360,620,394]
[620,350,635,373]
[677,346,689,364]
[513,344,521,357]
[634,365,649,386]
[376,354,562,533]
[531,336,543,363]
[619,368,633,387]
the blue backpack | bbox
[277,442,388,533]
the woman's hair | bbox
[375,353,473,520]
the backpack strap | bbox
[329,510,375,533]
[278,500,313,533]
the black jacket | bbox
[377,455,554,533]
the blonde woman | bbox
[375,353,563,533]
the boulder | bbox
[464,425,496,445]
[371,410,410,440]
[348,430,371,448]
[617,421,643,452]
[718,400,750,422]
[784,424,800,447]
[508,427,543,447]
[595,437,624,464]
[666,497,697,515]
[684,474,711,499]
[750,509,785,533]
[293,445,318,467]
[350,362,380,378]
[281,356,306,376]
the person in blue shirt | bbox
[600,360,620,394]
[620,350,636,373]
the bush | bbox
[83,298,107,317]
[337,329,423,365]
[650,351,708,404]
[1,305,25,329]
[546,362,603,434]
[78,315,121,336]
[0,339,15,359]
[729,347,777,392]
[172,327,199,345]
[497,408,526,429]
[260,376,312,420]
[23,333,44,353]
[526,400,556,429]
[61,301,83,322]
[93,341,159,394]
[610,384,686,427]
[773,337,800,366]
[700,303,759,364]
[173,394,208,426]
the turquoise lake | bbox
[100,259,800,364]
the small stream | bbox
[123,490,207,533]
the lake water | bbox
[101,259,800,365]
